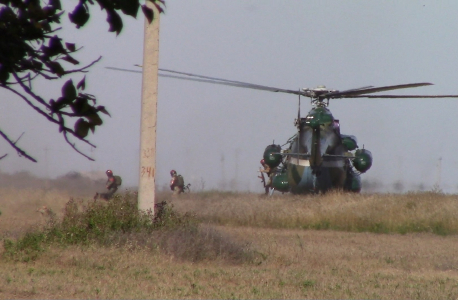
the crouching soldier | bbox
[169,170,184,195]
[94,170,122,201]
[259,159,274,194]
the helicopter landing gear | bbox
[268,187,275,196]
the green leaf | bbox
[62,55,79,65]
[50,0,62,10]
[31,60,43,70]
[74,118,90,138]
[43,5,57,17]
[52,96,72,112]
[69,3,90,28]
[49,99,58,112]
[0,68,10,84]
[43,35,64,57]
[71,98,89,115]
[86,113,103,126]
[141,5,154,24]
[106,9,123,35]
[88,123,96,134]
[77,76,86,90]
[41,20,52,32]
[18,60,34,72]
[97,105,111,117]
[152,0,165,14]
[49,99,57,112]
[65,42,76,52]
[47,61,65,76]
[119,0,140,17]
[61,79,77,101]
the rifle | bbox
[183,183,191,193]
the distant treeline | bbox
[0,171,105,196]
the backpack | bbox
[114,175,122,186]
[177,175,184,187]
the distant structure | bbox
[436,157,442,189]
[219,153,226,190]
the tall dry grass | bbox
[0,187,72,238]
[2,187,458,298]
[2,227,458,299]
[169,191,458,235]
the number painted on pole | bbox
[141,166,155,178]
[142,148,155,159]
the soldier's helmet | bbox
[170,170,177,176]
[106,170,113,176]
[260,159,265,165]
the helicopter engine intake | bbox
[263,144,282,168]
[271,172,290,192]
[353,149,373,173]
[341,135,358,151]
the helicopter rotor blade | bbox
[159,74,305,95]
[106,66,142,74]
[160,68,264,87]
[158,69,305,96]
[161,74,458,100]
[328,86,374,94]
[106,67,458,100]
[322,82,433,98]
[347,94,458,98]
[106,66,306,96]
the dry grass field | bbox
[1,183,458,299]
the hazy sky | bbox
[2,0,458,193]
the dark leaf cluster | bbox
[0,0,165,162]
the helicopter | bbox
[107,67,458,194]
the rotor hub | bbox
[302,86,337,108]
[302,86,337,98]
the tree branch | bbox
[1,84,59,125]
[12,73,51,108]
[64,56,102,74]
[56,114,96,148]
[0,130,37,162]
[63,131,95,161]
[3,84,96,149]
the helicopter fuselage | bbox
[264,107,369,194]
[289,107,348,193]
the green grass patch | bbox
[2,192,259,264]
[2,192,196,262]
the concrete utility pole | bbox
[138,2,160,212]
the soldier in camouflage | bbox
[169,170,184,195]
[94,170,122,201]
[259,159,273,194]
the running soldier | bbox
[94,170,122,201]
